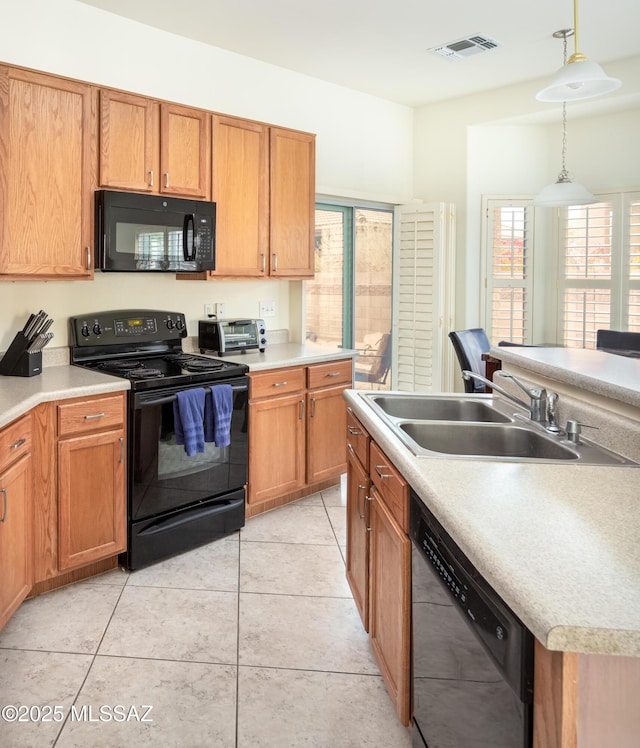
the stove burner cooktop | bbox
[70,309,250,391]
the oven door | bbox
[125,377,248,569]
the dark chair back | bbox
[448,328,490,393]
[596,329,640,354]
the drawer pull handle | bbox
[273,381,288,388]
[119,436,125,464]
[10,437,26,450]
[375,465,392,479]
[326,371,341,377]
[0,487,6,522]
[84,413,105,420]
[347,426,362,435]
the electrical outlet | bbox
[259,300,276,318]
[204,303,214,318]
[215,303,226,319]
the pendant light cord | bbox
[558,34,570,183]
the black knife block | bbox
[0,332,43,377]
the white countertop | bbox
[492,346,640,408]
[0,366,129,429]
[205,342,358,371]
[345,388,640,658]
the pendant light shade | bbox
[531,176,596,207]
[536,0,621,103]
[533,31,597,208]
[536,58,621,102]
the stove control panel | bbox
[71,310,188,347]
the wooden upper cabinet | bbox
[99,90,159,193]
[269,127,315,279]
[0,66,96,278]
[161,103,211,198]
[99,90,210,199]
[211,115,269,277]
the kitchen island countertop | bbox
[344,386,640,658]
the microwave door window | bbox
[133,226,170,270]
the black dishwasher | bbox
[410,491,534,748]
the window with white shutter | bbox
[482,200,532,344]
[557,193,640,347]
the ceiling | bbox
[78,0,640,107]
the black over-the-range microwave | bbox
[95,190,216,273]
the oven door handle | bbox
[138,384,248,408]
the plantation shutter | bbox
[623,195,640,331]
[392,202,455,392]
[482,200,533,344]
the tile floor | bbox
[0,485,412,747]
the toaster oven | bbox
[199,318,266,355]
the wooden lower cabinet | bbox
[57,428,126,571]
[0,442,32,631]
[368,485,412,726]
[345,448,370,630]
[248,361,351,513]
[248,391,306,504]
[345,408,411,726]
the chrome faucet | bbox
[462,369,552,424]
[495,371,547,422]
[461,370,531,414]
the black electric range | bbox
[69,309,249,570]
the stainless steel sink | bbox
[368,394,511,423]
[359,391,637,465]
[399,422,578,460]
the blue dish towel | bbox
[173,388,206,456]
[205,384,233,447]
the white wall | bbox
[413,56,640,330]
[0,0,414,350]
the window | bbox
[305,203,393,389]
[482,199,533,344]
[557,193,640,347]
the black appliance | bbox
[95,190,216,273]
[199,318,267,355]
[70,309,249,570]
[410,492,534,748]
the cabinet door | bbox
[369,486,411,726]
[346,450,370,631]
[248,393,306,504]
[0,453,32,631]
[57,429,126,571]
[160,103,211,198]
[99,89,159,192]
[269,127,315,278]
[211,115,269,277]
[0,66,96,278]
[306,384,348,484]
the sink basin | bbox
[367,394,511,423]
[399,422,579,460]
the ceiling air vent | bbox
[430,34,502,60]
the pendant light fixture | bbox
[532,30,597,208]
[536,0,621,102]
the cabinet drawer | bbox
[250,367,305,399]
[0,414,32,473]
[346,408,369,472]
[370,441,408,533]
[307,359,353,389]
[58,395,125,438]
